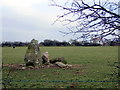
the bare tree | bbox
[51,0,120,41]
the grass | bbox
[2,46,119,88]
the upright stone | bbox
[24,39,42,67]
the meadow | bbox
[2,46,119,88]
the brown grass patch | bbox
[2,63,89,70]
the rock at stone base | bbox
[21,67,26,70]
[66,64,72,67]
[42,52,50,64]
[27,66,34,69]
[55,62,67,68]
[50,57,67,64]
[24,39,42,67]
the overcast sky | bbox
[2,0,75,42]
[1,0,118,42]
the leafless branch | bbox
[50,0,120,40]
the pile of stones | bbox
[24,39,72,68]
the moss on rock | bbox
[24,39,42,67]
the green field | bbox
[2,46,119,88]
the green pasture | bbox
[2,46,119,88]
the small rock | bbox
[55,62,67,68]
[27,66,34,69]
[66,64,72,67]
[21,67,26,70]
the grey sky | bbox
[1,0,118,42]
[2,0,76,42]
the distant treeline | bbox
[1,42,29,47]
[40,40,101,46]
[1,38,120,47]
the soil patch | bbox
[2,64,89,70]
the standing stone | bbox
[24,39,42,67]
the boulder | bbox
[42,52,50,64]
[24,39,42,67]
[66,64,72,67]
[55,62,67,68]
[50,57,67,64]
